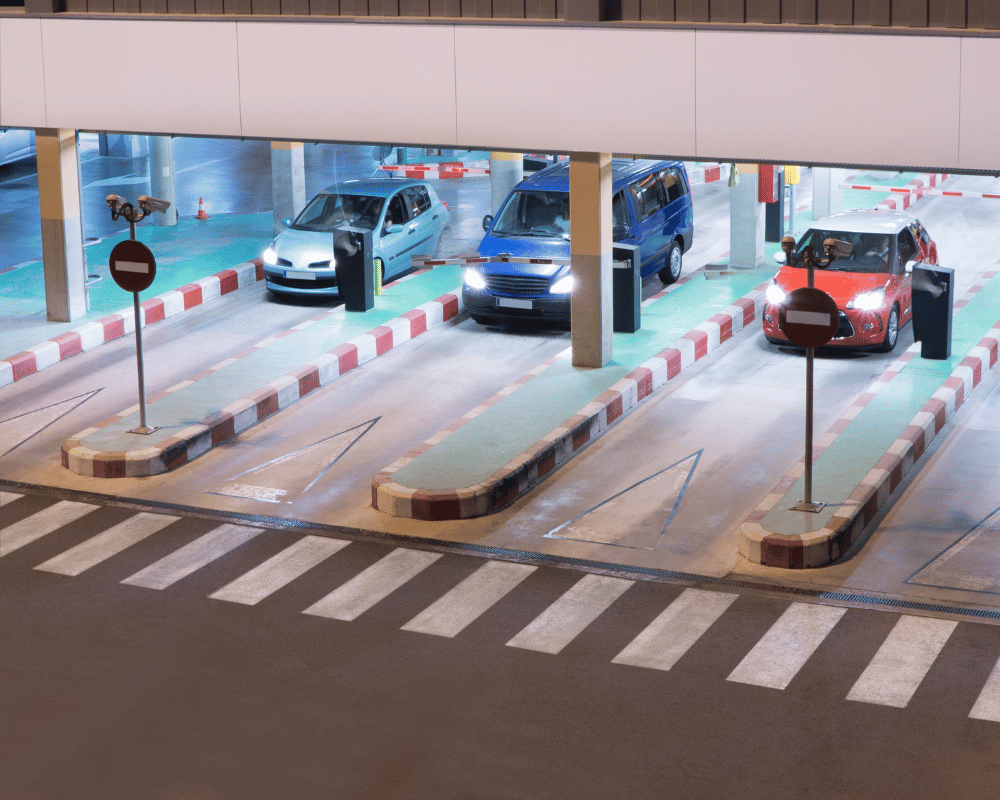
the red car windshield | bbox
[792,228,894,274]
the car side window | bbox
[385,193,408,231]
[402,186,431,218]
[612,191,629,233]
[910,220,931,247]
[897,229,918,271]
[629,174,665,222]
[660,168,685,204]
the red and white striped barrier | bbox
[1,259,264,389]
[410,254,571,269]
[61,289,464,478]
[685,162,731,186]
[839,174,951,211]
[379,162,491,179]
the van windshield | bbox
[292,193,384,232]
[793,228,894,273]
[492,190,570,239]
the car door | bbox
[895,227,919,322]
[628,172,669,278]
[380,191,412,278]
[659,167,688,247]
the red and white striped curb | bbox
[61,289,463,478]
[740,268,1000,569]
[373,273,767,520]
[1,259,264,389]
[378,162,490,179]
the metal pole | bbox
[131,290,153,434]
[804,345,814,505]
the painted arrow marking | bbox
[206,417,380,504]
[544,450,702,550]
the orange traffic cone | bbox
[195,197,210,220]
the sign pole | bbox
[803,260,816,509]
[131,289,154,434]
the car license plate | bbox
[285,270,316,280]
[497,297,533,310]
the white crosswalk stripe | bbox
[35,512,180,576]
[1,492,23,506]
[969,654,1000,722]
[727,602,847,690]
[612,588,737,671]
[0,500,98,557]
[120,523,264,590]
[846,615,958,707]
[303,548,442,621]
[507,573,633,654]
[401,560,537,638]
[210,536,350,606]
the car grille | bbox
[485,274,551,295]
[833,311,855,340]
[270,275,338,290]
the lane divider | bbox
[372,269,767,520]
[60,286,462,478]
[1,259,264,389]
[740,267,1000,568]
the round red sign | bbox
[109,239,157,293]
[778,287,839,348]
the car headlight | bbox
[263,245,278,266]
[765,282,786,305]
[550,275,574,294]
[464,268,486,290]
[848,288,885,311]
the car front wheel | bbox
[876,305,899,353]
[658,240,682,285]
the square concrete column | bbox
[570,152,613,368]
[489,152,523,214]
[36,128,87,323]
[149,136,178,227]
[729,163,765,269]
[271,141,306,235]
[813,167,847,220]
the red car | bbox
[763,210,938,353]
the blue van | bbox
[463,158,693,325]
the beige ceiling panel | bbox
[959,38,1000,173]
[0,18,47,128]
[455,26,696,157]
[41,19,242,136]
[695,31,961,170]
[237,21,457,144]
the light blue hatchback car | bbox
[263,177,450,299]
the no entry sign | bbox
[779,287,839,348]
[109,239,157,293]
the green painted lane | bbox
[762,271,1000,536]
[391,261,779,491]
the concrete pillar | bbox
[489,152,523,214]
[36,129,87,323]
[570,152,613,369]
[813,167,847,220]
[148,136,178,227]
[271,141,306,235]
[729,163,765,269]
[100,134,148,159]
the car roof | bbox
[810,209,917,235]
[318,177,428,198]
[518,158,684,192]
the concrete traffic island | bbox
[372,267,773,520]
[61,266,465,478]
[740,269,1000,569]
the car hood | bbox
[477,233,569,264]
[774,267,892,305]
[274,227,337,261]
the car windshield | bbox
[292,193,385,232]
[793,228,894,273]
[492,190,570,239]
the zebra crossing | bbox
[3,492,1000,721]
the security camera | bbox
[138,195,172,214]
[106,194,126,210]
[823,238,853,259]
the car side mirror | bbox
[613,223,630,241]
[383,223,403,235]
[773,251,787,264]
[482,214,493,233]
[281,218,292,228]
[905,259,919,273]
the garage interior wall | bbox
[1,17,999,172]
